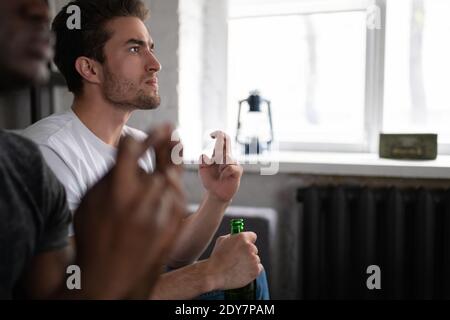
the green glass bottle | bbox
[224,219,257,300]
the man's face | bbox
[0,0,53,91]
[100,17,162,110]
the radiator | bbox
[296,186,450,299]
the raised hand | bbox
[199,131,243,203]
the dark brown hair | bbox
[52,0,149,94]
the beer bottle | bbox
[224,219,257,300]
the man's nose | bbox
[146,52,162,73]
[22,0,51,27]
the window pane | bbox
[384,0,450,145]
[227,11,367,146]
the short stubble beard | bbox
[102,64,161,111]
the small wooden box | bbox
[379,134,438,160]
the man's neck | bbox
[72,93,132,147]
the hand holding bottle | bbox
[207,231,263,291]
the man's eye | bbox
[130,47,140,53]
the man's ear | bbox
[74,57,101,85]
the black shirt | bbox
[0,130,71,299]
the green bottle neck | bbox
[230,219,244,234]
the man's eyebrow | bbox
[125,39,155,49]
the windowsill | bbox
[183,151,450,180]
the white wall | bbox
[178,0,205,158]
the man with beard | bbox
[0,0,186,299]
[23,0,269,300]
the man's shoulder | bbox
[0,130,52,189]
[0,130,42,160]
[22,111,76,146]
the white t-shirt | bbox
[22,109,154,221]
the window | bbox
[227,0,376,153]
[228,13,369,146]
[224,0,450,155]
